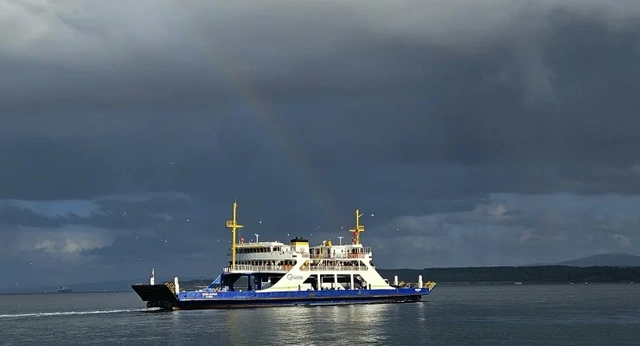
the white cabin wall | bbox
[261,259,309,291]
[355,258,393,289]
[234,240,395,292]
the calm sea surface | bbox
[1,284,638,345]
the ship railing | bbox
[223,265,290,272]
[299,266,369,271]
[309,253,368,259]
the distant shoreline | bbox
[0,290,131,295]
[434,281,636,285]
[377,266,640,286]
[1,282,637,295]
[2,265,638,294]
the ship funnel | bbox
[393,275,398,286]
[174,276,180,294]
[150,268,155,285]
[418,275,423,288]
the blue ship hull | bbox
[132,284,431,310]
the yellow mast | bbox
[349,209,365,245]
[226,200,243,270]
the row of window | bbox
[237,246,371,254]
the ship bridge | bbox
[227,237,314,273]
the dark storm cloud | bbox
[2,1,640,284]
[0,205,67,228]
[0,195,193,230]
[2,1,639,203]
[92,194,195,217]
[0,125,276,200]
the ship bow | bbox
[131,284,179,310]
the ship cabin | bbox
[229,238,303,271]
[215,237,375,292]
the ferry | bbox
[131,201,436,310]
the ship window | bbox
[321,275,334,283]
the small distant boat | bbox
[58,286,72,293]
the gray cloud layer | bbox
[1,0,640,286]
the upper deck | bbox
[234,238,372,261]
[224,202,375,275]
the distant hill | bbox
[557,253,640,267]
[380,266,640,284]
[4,254,640,293]
[0,278,146,294]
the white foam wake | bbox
[0,308,148,318]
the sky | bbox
[1,0,640,288]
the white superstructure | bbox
[217,205,404,293]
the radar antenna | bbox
[349,209,365,245]
[226,200,244,270]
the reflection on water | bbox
[346,304,393,344]
[261,307,317,346]
[416,299,427,322]
[3,285,639,346]
[168,303,405,346]
[350,304,399,344]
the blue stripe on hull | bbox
[133,284,431,310]
[178,287,430,301]
[175,293,424,310]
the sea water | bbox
[1,284,638,345]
